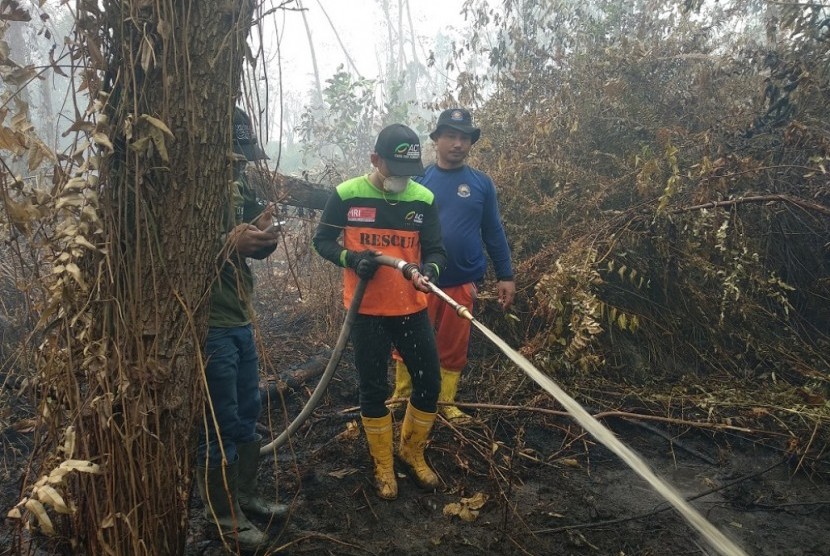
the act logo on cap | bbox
[394,142,421,161]
[450,110,465,121]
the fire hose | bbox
[259,254,434,455]
[260,254,746,556]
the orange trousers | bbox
[393,283,477,372]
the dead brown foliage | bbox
[453,0,829,466]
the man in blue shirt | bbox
[392,108,516,422]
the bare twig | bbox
[674,194,830,217]
[346,399,776,436]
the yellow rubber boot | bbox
[398,403,440,489]
[361,414,398,500]
[439,368,472,423]
[389,360,412,409]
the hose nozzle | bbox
[455,305,472,319]
[373,254,475,322]
[400,262,420,280]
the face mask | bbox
[382,175,409,193]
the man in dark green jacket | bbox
[196,108,287,551]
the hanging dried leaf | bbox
[148,126,170,162]
[28,138,56,170]
[139,114,174,139]
[35,485,71,514]
[11,107,33,133]
[63,262,87,289]
[46,467,71,485]
[92,131,113,154]
[24,498,54,535]
[60,459,101,474]
[4,64,38,87]
[140,36,155,73]
[129,135,152,155]
[55,195,85,210]
[85,37,105,68]
[157,19,172,40]
[62,118,95,136]
[62,426,76,456]
[0,126,25,153]
[3,193,39,233]
[128,115,172,162]
[73,235,98,251]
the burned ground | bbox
[182,288,829,556]
[181,356,829,555]
[2,244,828,556]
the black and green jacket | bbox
[313,175,447,316]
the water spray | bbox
[261,254,747,556]
[377,255,747,556]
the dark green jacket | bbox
[208,171,272,327]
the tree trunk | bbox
[298,0,323,103]
[315,0,362,77]
[33,2,256,554]
[380,0,396,80]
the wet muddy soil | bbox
[2,299,828,556]
[186,345,829,556]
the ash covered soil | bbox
[183,304,829,556]
[1,289,827,556]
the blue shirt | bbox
[416,164,513,287]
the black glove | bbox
[346,250,379,280]
[420,264,438,284]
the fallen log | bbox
[248,168,332,211]
[260,349,333,406]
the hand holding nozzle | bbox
[262,219,286,234]
[372,254,473,320]
[409,264,437,293]
[256,203,285,235]
[228,224,278,257]
[377,256,430,291]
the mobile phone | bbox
[263,220,286,233]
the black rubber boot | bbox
[237,437,289,519]
[195,462,268,551]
